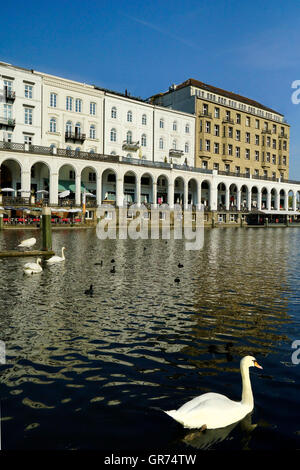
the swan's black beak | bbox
[254,360,263,369]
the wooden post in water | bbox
[42,207,52,251]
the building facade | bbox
[150,79,290,180]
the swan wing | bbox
[46,256,62,263]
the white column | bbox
[96,174,102,206]
[266,190,271,210]
[75,173,81,206]
[210,181,218,211]
[275,190,280,211]
[184,180,189,209]
[247,188,252,211]
[225,187,230,211]
[136,176,141,207]
[152,181,157,207]
[284,191,289,211]
[168,182,174,209]
[116,175,124,207]
[21,170,31,197]
[293,191,297,211]
[257,190,262,211]
[49,172,58,205]
[236,188,241,211]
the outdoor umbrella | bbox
[1,188,15,192]
[36,190,49,194]
[59,190,70,198]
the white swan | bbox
[46,247,66,264]
[164,356,262,430]
[23,257,43,274]
[18,237,36,248]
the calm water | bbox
[0,227,300,451]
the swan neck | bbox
[241,364,253,408]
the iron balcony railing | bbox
[65,131,86,142]
[0,117,16,128]
[5,89,16,101]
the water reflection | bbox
[0,228,299,450]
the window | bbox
[172,139,177,149]
[283,141,287,150]
[69,170,75,179]
[228,127,233,138]
[228,144,233,155]
[126,130,132,143]
[272,139,276,149]
[246,116,250,126]
[267,136,271,147]
[90,125,96,139]
[24,135,32,145]
[272,154,276,164]
[236,147,240,158]
[159,118,164,128]
[110,128,116,142]
[214,124,219,136]
[66,121,72,134]
[6,133,12,143]
[245,132,250,143]
[214,142,219,154]
[89,172,96,182]
[90,102,96,115]
[283,156,287,165]
[214,107,220,118]
[214,163,219,170]
[255,119,260,129]
[4,80,13,92]
[236,113,241,124]
[66,96,73,111]
[185,142,189,153]
[75,122,81,136]
[50,93,57,107]
[50,118,57,133]
[75,99,82,113]
[141,134,147,147]
[266,152,270,162]
[235,166,240,174]
[236,129,240,141]
[111,107,117,118]
[273,124,277,134]
[245,149,250,159]
[225,164,230,172]
[24,107,33,125]
[4,104,12,119]
[127,110,132,122]
[254,169,259,176]
[142,114,147,125]
[159,137,164,149]
[24,84,33,99]
[173,121,177,131]
[255,134,259,145]
[205,121,211,133]
[202,161,208,169]
[255,150,259,161]
[185,123,190,133]
[205,139,210,151]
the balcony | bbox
[199,111,212,119]
[5,88,15,102]
[198,150,211,160]
[222,153,233,162]
[169,148,184,158]
[262,129,271,134]
[122,140,140,151]
[222,117,234,125]
[262,161,271,169]
[65,131,86,143]
[0,117,16,129]
[279,133,288,139]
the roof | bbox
[151,78,284,117]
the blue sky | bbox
[1,0,300,177]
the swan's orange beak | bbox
[254,360,263,369]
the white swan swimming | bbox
[46,247,66,264]
[23,257,43,274]
[18,237,36,248]
[164,355,262,430]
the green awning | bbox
[58,180,87,192]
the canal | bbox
[0,227,299,451]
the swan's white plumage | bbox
[46,247,66,264]
[23,257,42,274]
[18,237,36,248]
[164,356,261,430]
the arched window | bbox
[159,137,164,149]
[185,142,189,153]
[127,110,132,122]
[172,139,177,149]
[159,118,164,129]
[141,134,147,147]
[126,130,132,144]
[185,123,190,133]
[50,118,56,133]
[66,121,72,134]
[142,114,147,125]
[90,124,96,139]
[75,122,81,136]
[173,121,177,131]
[75,99,82,113]
[110,128,116,142]
[111,106,117,118]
